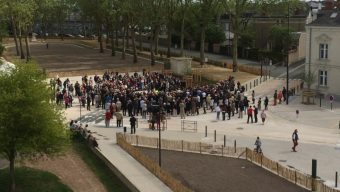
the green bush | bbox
[0,44,4,56]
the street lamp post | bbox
[80,98,82,122]
[286,2,290,105]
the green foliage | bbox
[269,25,295,52]
[0,61,70,189]
[205,24,226,44]
[302,71,317,90]
[257,0,306,17]
[0,44,5,56]
[72,137,130,192]
[0,167,72,192]
[239,26,256,48]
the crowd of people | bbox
[50,70,291,130]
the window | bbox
[319,70,328,86]
[319,44,328,59]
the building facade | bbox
[305,10,340,97]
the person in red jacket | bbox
[105,110,111,128]
[247,106,253,124]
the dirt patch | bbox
[138,147,308,192]
[24,148,107,192]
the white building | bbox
[305,10,340,98]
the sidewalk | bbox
[64,76,171,192]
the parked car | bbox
[76,34,84,38]
[64,34,74,37]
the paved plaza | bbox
[62,74,340,191]
[6,42,340,191]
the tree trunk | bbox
[115,29,119,47]
[126,28,130,49]
[139,28,143,51]
[167,23,172,58]
[121,26,126,60]
[154,26,160,55]
[111,29,115,56]
[131,29,137,63]
[9,148,16,192]
[150,30,155,66]
[180,17,185,57]
[98,27,104,53]
[25,31,31,62]
[200,26,205,66]
[10,16,20,56]
[59,23,64,41]
[232,34,238,72]
[18,26,25,60]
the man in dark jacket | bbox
[292,129,299,152]
[130,115,137,134]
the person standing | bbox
[105,110,111,128]
[292,129,299,152]
[282,87,287,102]
[247,106,253,124]
[215,105,221,120]
[116,111,123,127]
[264,96,269,110]
[130,115,137,134]
[261,110,267,125]
[273,90,278,106]
[253,105,258,123]
[87,94,91,111]
[257,98,262,111]
[179,100,185,119]
[251,90,255,104]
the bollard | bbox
[234,140,236,153]
[246,84,248,91]
[336,171,338,188]
[205,126,207,137]
[254,80,256,87]
[260,77,262,84]
[224,135,226,147]
[250,82,252,89]
[123,126,127,133]
[214,130,216,142]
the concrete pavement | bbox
[64,76,340,189]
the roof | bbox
[308,10,340,27]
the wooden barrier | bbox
[119,134,340,192]
[117,133,192,192]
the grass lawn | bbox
[0,167,72,192]
[72,136,130,192]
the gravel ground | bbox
[138,147,309,192]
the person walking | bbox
[247,106,253,123]
[254,136,262,153]
[292,129,299,152]
[261,110,267,125]
[130,115,137,134]
[273,90,278,106]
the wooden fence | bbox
[116,133,192,192]
[118,133,340,192]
